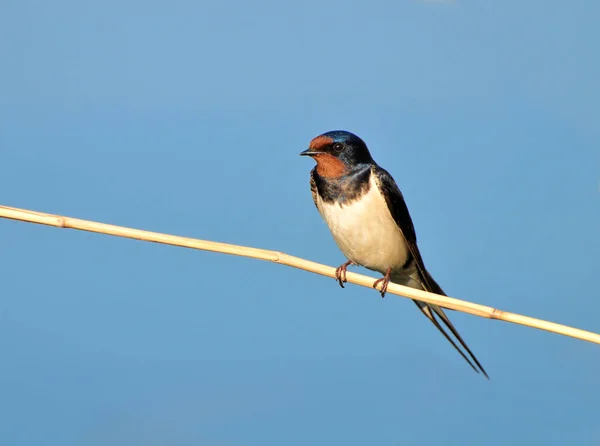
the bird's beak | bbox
[299,148,323,157]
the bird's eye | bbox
[333,143,343,153]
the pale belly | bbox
[316,180,409,274]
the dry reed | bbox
[1,204,598,345]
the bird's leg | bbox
[335,260,355,288]
[373,267,392,298]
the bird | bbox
[300,130,488,378]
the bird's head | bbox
[300,130,373,178]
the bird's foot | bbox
[335,260,354,288]
[372,267,392,298]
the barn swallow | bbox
[300,130,488,378]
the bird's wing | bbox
[372,165,489,378]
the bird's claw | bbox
[372,267,392,298]
[335,260,354,288]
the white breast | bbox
[316,175,409,274]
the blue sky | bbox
[1,0,599,444]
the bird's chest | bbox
[316,184,409,274]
